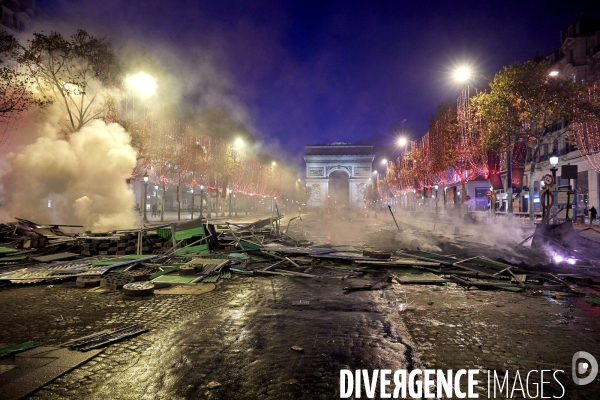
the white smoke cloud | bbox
[1,116,139,232]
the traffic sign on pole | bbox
[542,190,554,209]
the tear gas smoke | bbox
[383,207,531,256]
[1,116,138,231]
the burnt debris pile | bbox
[0,214,598,300]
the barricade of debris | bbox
[0,214,598,299]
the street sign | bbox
[485,190,493,197]
[464,195,471,201]
[561,165,578,180]
[542,190,554,209]
[543,174,554,186]
[434,197,439,203]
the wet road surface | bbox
[1,213,599,399]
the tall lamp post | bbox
[154,185,158,218]
[229,138,244,218]
[190,188,195,220]
[142,171,149,223]
[434,184,439,215]
[546,152,561,223]
[199,185,204,219]
[549,152,559,185]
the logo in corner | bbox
[572,351,598,386]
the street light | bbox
[190,188,195,220]
[453,66,472,82]
[434,184,439,215]
[381,159,387,165]
[549,151,559,184]
[398,137,407,147]
[142,171,149,223]
[199,185,204,219]
[125,73,157,98]
[154,184,158,217]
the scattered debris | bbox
[0,215,597,302]
[291,345,304,352]
[62,324,148,351]
[206,381,222,389]
[122,281,155,296]
[0,341,41,359]
[585,298,600,306]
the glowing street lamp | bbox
[232,138,244,164]
[381,159,387,165]
[199,185,204,219]
[548,71,559,77]
[398,137,407,147]
[190,188,195,220]
[453,66,472,83]
[142,171,149,223]
[126,73,157,98]
[549,151,559,183]
[434,184,439,215]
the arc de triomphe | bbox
[304,143,374,208]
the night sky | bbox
[35,0,600,162]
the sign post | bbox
[485,190,493,220]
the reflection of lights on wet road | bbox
[228,309,244,320]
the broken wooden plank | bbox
[273,269,318,278]
[31,252,80,263]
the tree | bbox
[363,183,381,208]
[0,31,49,147]
[19,30,117,135]
[472,60,579,220]
[570,81,600,174]
[142,119,179,221]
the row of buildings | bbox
[303,16,600,218]
[401,15,600,218]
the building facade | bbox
[453,15,600,218]
[0,0,35,33]
[529,15,600,216]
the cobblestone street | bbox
[1,214,600,399]
[1,269,599,398]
